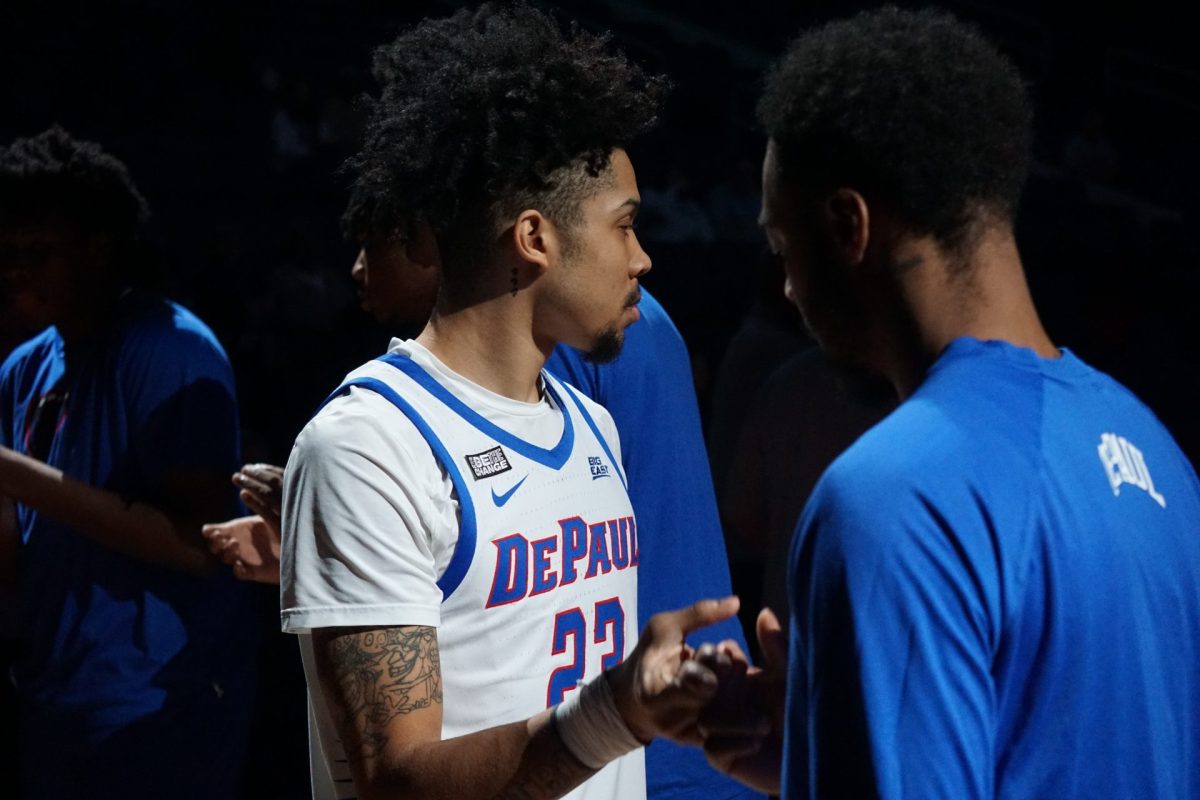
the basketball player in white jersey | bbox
[280,5,740,799]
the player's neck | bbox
[887,225,1058,398]
[54,283,124,348]
[418,300,550,403]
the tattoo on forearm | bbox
[320,626,442,759]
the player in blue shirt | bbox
[697,8,1200,799]
[0,127,256,799]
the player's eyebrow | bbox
[614,198,640,214]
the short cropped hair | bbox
[759,7,1032,251]
[0,125,149,242]
[344,2,666,288]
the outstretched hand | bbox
[606,596,742,746]
[201,514,281,585]
[696,607,788,795]
[232,463,284,531]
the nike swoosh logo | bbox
[491,475,528,507]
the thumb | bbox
[659,596,740,638]
[756,607,786,670]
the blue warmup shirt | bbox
[785,337,1200,799]
[0,291,258,798]
[547,288,762,800]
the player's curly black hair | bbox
[0,125,150,242]
[759,7,1032,254]
[343,2,667,288]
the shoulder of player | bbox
[114,293,232,374]
[294,378,435,466]
[1,328,57,380]
[809,397,980,527]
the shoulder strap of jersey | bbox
[545,372,628,491]
[314,376,476,601]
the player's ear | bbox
[510,209,558,273]
[822,188,870,268]
[405,219,442,269]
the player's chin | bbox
[582,325,625,364]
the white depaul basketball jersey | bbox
[284,342,645,800]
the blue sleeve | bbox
[116,312,240,495]
[784,463,997,800]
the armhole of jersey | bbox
[552,376,628,491]
[315,378,477,602]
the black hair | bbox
[344,2,667,290]
[0,125,150,243]
[759,6,1032,253]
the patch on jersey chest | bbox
[465,445,513,480]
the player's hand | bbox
[606,596,741,746]
[233,463,283,532]
[201,514,281,585]
[696,607,787,795]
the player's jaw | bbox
[584,284,641,364]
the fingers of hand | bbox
[673,658,719,697]
[234,473,271,498]
[693,642,734,671]
[238,465,284,512]
[716,638,749,663]
[209,537,242,567]
[638,659,721,742]
[652,596,740,641]
[240,488,269,516]
[756,607,787,669]
[696,656,770,740]
[241,463,283,487]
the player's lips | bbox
[622,287,642,323]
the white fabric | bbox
[555,673,645,770]
[282,339,645,800]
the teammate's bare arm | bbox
[0,444,221,575]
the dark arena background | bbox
[1,1,1196,797]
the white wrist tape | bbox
[553,674,645,770]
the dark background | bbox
[1,1,1197,796]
